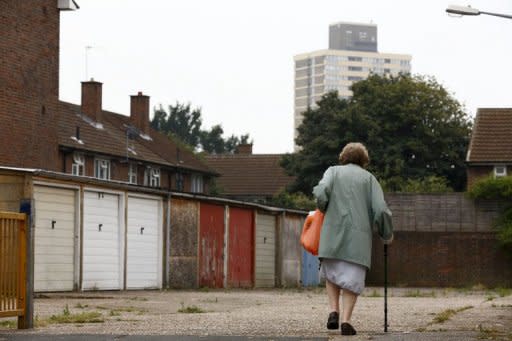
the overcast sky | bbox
[59,0,512,154]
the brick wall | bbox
[0,1,61,170]
[467,166,494,189]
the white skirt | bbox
[320,258,367,295]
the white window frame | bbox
[144,167,160,187]
[191,174,203,193]
[94,158,111,180]
[71,152,85,176]
[494,165,507,178]
[128,163,137,185]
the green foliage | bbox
[467,175,512,199]
[494,206,512,256]
[468,176,512,256]
[151,102,251,154]
[381,176,453,193]
[282,74,472,193]
[269,190,316,211]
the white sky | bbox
[59,0,512,154]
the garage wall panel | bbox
[255,213,276,288]
[34,185,76,292]
[126,195,162,289]
[228,207,254,288]
[83,191,122,290]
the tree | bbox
[282,74,472,193]
[151,103,202,147]
[150,102,251,154]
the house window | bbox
[94,158,111,180]
[175,172,184,191]
[191,174,203,193]
[71,152,85,176]
[494,166,507,178]
[128,163,137,184]
[144,167,160,187]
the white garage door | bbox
[83,191,122,290]
[34,185,76,292]
[126,196,162,289]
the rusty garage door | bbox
[228,207,254,288]
[199,203,225,288]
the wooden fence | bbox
[0,212,28,328]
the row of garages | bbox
[0,169,321,292]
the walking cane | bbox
[384,244,388,332]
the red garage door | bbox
[228,207,254,288]
[199,203,225,288]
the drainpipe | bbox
[165,193,171,288]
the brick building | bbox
[0,0,215,193]
[466,108,512,188]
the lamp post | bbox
[446,5,512,19]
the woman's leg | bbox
[341,289,358,323]
[326,279,340,312]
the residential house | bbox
[204,144,295,202]
[466,108,512,188]
[0,0,216,193]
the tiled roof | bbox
[467,108,512,163]
[58,101,214,174]
[204,154,295,197]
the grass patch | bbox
[494,287,511,297]
[404,289,436,298]
[200,297,218,303]
[486,295,496,302]
[74,303,88,309]
[129,297,148,302]
[477,325,503,340]
[177,302,205,314]
[0,320,16,329]
[432,306,473,324]
[367,289,382,297]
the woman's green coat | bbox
[313,164,393,269]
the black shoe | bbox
[327,311,339,329]
[341,322,357,335]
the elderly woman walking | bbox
[313,142,393,336]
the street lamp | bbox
[446,5,512,19]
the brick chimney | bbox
[81,80,102,122]
[130,92,150,135]
[235,143,253,154]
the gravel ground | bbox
[1,287,511,340]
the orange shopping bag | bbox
[300,209,324,255]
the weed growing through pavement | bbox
[432,306,473,324]
[0,320,16,329]
[74,303,88,309]
[178,302,205,313]
[47,305,104,324]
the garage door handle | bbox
[140,227,144,235]
[52,220,56,229]
[98,223,103,232]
